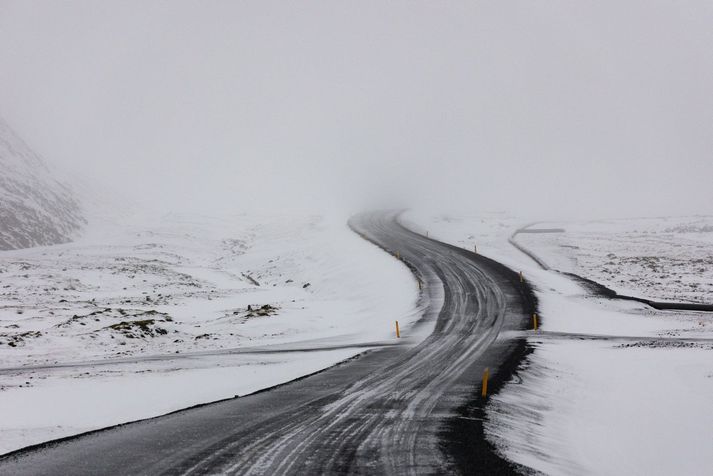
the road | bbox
[0,211,536,475]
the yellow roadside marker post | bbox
[395,320,401,338]
[481,368,490,398]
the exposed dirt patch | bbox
[0,331,42,347]
[108,319,169,338]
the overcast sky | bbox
[0,1,712,218]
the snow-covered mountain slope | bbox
[0,117,84,250]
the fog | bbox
[1,1,712,219]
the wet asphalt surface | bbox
[0,211,536,475]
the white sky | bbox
[0,1,712,218]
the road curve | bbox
[0,210,537,475]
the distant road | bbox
[0,210,536,475]
[510,225,713,312]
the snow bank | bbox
[486,340,713,475]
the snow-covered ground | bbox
[4,209,712,468]
[0,211,419,454]
[404,210,713,475]
[515,216,713,304]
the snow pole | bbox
[519,271,524,282]
[481,368,489,398]
[395,250,400,260]
[474,244,477,254]
[533,313,538,331]
[395,320,401,338]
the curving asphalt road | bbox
[0,211,536,475]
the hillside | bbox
[0,117,84,250]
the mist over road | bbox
[0,211,536,475]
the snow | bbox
[403,210,713,475]
[0,212,419,366]
[514,216,713,304]
[0,211,419,454]
[486,341,713,476]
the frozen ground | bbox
[0,211,419,454]
[514,216,713,304]
[404,211,713,475]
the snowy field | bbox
[515,216,713,304]
[4,209,712,469]
[0,212,419,453]
[404,211,713,475]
